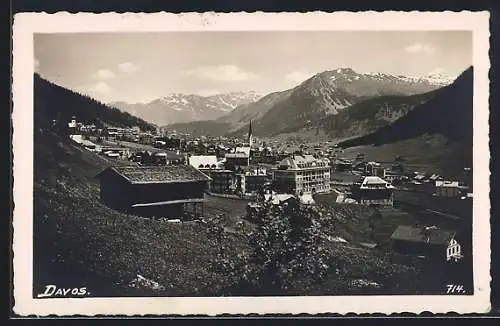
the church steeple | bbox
[248,120,253,147]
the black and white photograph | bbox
[12,12,491,315]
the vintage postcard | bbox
[12,11,491,316]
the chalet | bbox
[96,165,211,220]
[351,176,396,206]
[435,180,468,197]
[390,225,458,261]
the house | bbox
[246,193,298,220]
[237,167,269,194]
[95,165,211,220]
[68,117,77,129]
[273,155,331,195]
[384,171,403,184]
[351,176,396,206]
[365,162,386,178]
[413,173,427,182]
[69,134,84,144]
[435,180,468,197]
[264,193,296,205]
[235,146,251,156]
[206,169,235,194]
[429,174,444,182]
[390,225,458,260]
[333,160,352,172]
[225,152,250,171]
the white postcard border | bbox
[12,11,491,316]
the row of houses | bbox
[94,161,464,262]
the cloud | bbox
[92,69,115,80]
[285,70,314,83]
[404,43,436,54]
[185,65,261,82]
[118,62,140,73]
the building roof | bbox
[390,225,455,245]
[436,180,460,187]
[235,147,251,156]
[243,167,267,176]
[188,155,218,169]
[278,155,330,170]
[264,193,295,205]
[359,176,396,189]
[97,165,212,184]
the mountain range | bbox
[109,91,261,126]
[165,67,455,137]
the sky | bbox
[34,31,472,104]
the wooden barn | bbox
[96,165,211,220]
[390,225,457,260]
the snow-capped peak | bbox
[422,69,455,85]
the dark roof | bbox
[97,165,211,184]
[390,225,455,245]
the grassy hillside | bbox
[340,134,472,177]
[33,129,246,296]
[34,74,156,131]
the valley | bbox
[32,63,474,297]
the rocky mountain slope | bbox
[228,67,451,137]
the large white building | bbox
[273,155,331,195]
[188,155,219,170]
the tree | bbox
[206,200,330,295]
[247,200,329,292]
